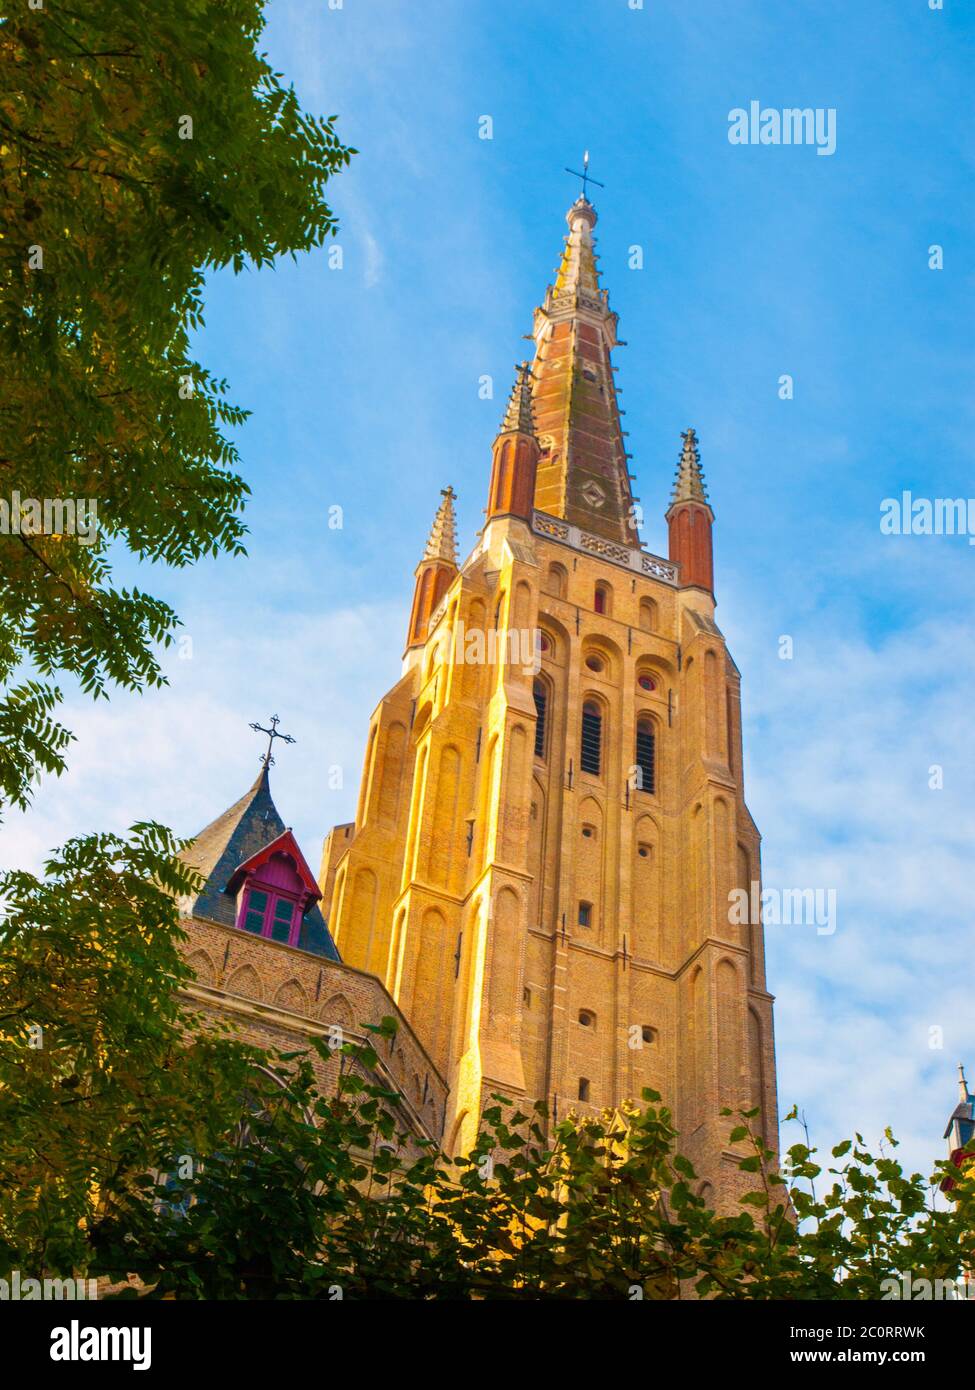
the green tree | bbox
[82,1018,975,1301]
[0,824,258,1278]
[0,0,353,811]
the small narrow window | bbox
[580,701,602,776]
[578,1078,591,1102]
[545,564,567,599]
[578,901,592,928]
[523,987,532,1009]
[635,718,656,794]
[533,678,547,759]
[594,584,608,615]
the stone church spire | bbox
[485,362,540,525]
[422,485,458,565]
[670,426,709,504]
[500,360,536,436]
[528,197,637,545]
[666,427,715,595]
[406,487,458,650]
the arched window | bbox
[580,701,602,776]
[639,596,657,632]
[635,718,656,794]
[533,678,548,759]
[594,582,611,616]
[544,562,567,599]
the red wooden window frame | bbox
[237,885,301,947]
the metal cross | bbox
[249,714,296,769]
[564,150,604,202]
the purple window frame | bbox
[236,883,303,947]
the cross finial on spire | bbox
[564,150,604,203]
[249,714,296,770]
[960,1063,970,1102]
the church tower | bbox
[320,192,779,1206]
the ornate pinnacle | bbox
[422,486,459,566]
[500,361,536,437]
[670,427,709,505]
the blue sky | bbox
[5,0,974,1182]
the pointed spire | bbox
[671,428,709,505]
[528,198,636,545]
[666,428,715,594]
[407,488,459,650]
[422,486,458,565]
[552,198,601,301]
[486,367,541,525]
[500,362,536,437]
[960,1063,970,1103]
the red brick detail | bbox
[487,432,540,522]
[668,501,714,593]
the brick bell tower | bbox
[320,191,780,1208]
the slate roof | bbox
[944,1099,975,1144]
[181,765,340,961]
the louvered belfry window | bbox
[635,719,656,794]
[581,701,602,776]
[533,679,547,759]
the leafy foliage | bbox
[0,824,257,1276]
[0,0,353,811]
[88,1025,975,1301]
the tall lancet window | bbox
[635,718,656,795]
[533,678,548,759]
[580,701,602,776]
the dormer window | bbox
[226,834,324,952]
[238,885,299,945]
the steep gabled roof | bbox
[181,765,339,961]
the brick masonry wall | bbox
[180,914,448,1148]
